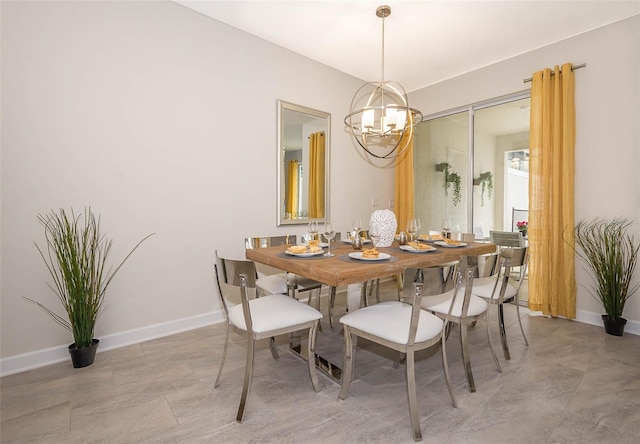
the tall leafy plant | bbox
[572,218,640,320]
[24,208,153,349]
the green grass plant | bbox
[24,208,153,349]
[573,218,640,320]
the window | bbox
[414,94,530,237]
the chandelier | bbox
[344,5,423,160]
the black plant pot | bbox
[601,315,627,336]
[68,339,99,368]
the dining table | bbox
[246,238,497,382]
[246,239,496,312]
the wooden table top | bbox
[246,241,497,287]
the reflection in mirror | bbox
[277,101,330,226]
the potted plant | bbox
[473,171,493,206]
[572,218,640,336]
[516,220,528,237]
[24,208,153,367]
[436,162,462,206]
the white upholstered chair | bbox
[471,248,529,360]
[245,235,324,304]
[417,257,501,392]
[213,251,323,422]
[338,280,457,442]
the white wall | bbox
[0,1,395,372]
[2,2,638,375]
[410,15,640,330]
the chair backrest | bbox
[467,252,498,278]
[403,261,458,297]
[214,250,258,314]
[488,255,514,304]
[245,235,295,249]
[490,230,524,248]
[508,246,529,290]
[245,236,296,278]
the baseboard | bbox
[575,309,640,336]
[6,302,634,377]
[0,310,226,377]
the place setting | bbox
[339,220,398,263]
[277,219,339,259]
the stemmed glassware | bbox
[352,218,362,241]
[369,222,381,248]
[323,221,336,257]
[308,219,319,243]
[406,219,419,241]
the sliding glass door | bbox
[414,94,530,237]
[414,110,469,234]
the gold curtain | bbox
[286,160,299,217]
[394,116,415,233]
[528,63,576,318]
[308,132,325,218]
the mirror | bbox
[277,100,331,226]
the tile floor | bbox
[2,280,639,443]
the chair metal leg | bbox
[269,337,279,360]
[339,326,354,400]
[236,336,255,423]
[441,326,458,408]
[498,304,511,360]
[214,321,230,388]
[515,295,529,346]
[307,289,323,333]
[307,321,321,392]
[374,278,380,304]
[405,348,422,442]
[485,311,502,373]
[329,286,337,331]
[362,281,369,307]
[459,322,476,392]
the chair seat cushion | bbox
[228,294,322,333]
[422,288,488,317]
[339,301,443,345]
[472,279,517,300]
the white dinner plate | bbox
[285,249,325,257]
[342,238,372,244]
[302,242,329,248]
[434,241,467,248]
[400,245,436,253]
[348,252,391,261]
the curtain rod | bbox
[523,63,586,83]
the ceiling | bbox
[173,0,639,92]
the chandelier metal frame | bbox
[344,5,423,160]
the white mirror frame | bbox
[277,100,331,226]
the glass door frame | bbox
[419,90,530,236]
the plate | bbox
[348,252,391,261]
[434,241,467,248]
[400,245,435,253]
[342,238,372,244]
[285,249,325,257]
[303,242,329,248]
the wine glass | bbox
[406,219,418,242]
[323,221,336,257]
[308,219,319,243]
[369,222,381,247]
[352,217,362,241]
